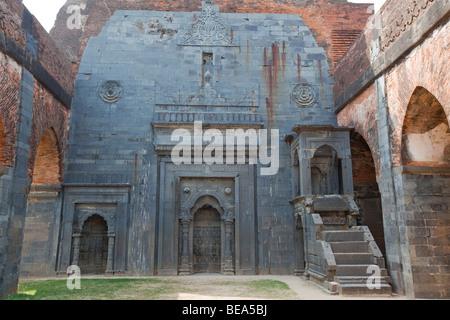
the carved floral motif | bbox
[181,1,233,46]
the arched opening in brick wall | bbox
[350,131,385,257]
[20,128,62,278]
[0,116,5,165]
[402,86,450,167]
[401,87,450,299]
[31,128,61,185]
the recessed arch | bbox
[79,214,109,274]
[402,87,450,166]
[310,144,343,195]
[399,86,450,299]
[31,128,61,184]
[179,192,235,275]
[193,204,222,274]
[190,195,224,217]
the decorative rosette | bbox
[291,83,316,108]
[98,81,123,104]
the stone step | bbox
[329,241,369,253]
[338,283,392,296]
[335,276,390,285]
[335,264,374,277]
[334,253,375,265]
[322,230,365,242]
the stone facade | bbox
[0,0,447,300]
[59,1,338,277]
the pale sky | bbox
[23,0,387,32]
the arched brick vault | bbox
[337,82,381,179]
[0,52,21,167]
[31,128,61,184]
[27,82,69,183]
[386,22,450,168]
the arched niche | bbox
[78,214,108,274]
[402,86,450,167]
[31,128,61,185]
[310,144,343,195]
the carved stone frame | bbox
[178,186,236,275]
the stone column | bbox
[179,219,191,275]
[106,232,115,274]
[71,233,82,267]
[223,219,235,275]
[340,158,354,195]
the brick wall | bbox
[50,0,372,75]
[385,21,450,168]
[28,81,68,182]
[0,0,72,173]
[0,52,21,167]
[0,0,74,95]
[333,0,449,112]
[0,0,72,298]
[334,0,449,298]
[400,171,450,299]
[337,82,380,176]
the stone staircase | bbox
[324,229,392,296]
[292,195,392,296]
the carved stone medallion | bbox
[98,81,123,104]
[291,83,316,108]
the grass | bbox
[242,280,294,299]
[4,278,296,300]
[5,278,175,300]
[244,279,291,292]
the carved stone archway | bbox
[179,191,235,275]
[71,212,116,274]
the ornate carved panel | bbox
[180,1,235,47]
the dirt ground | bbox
[159,274,407,300]
[68,274,407,300]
